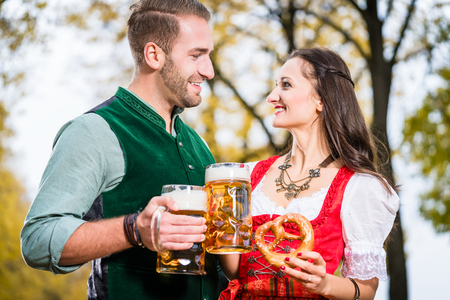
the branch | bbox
[231,25,284,62]
[346,0,364,14]
[399,45,433,62]
[390,0,417,66]
[300,7,368,61]
[386,0,395,20]
[256,0,274,13]
[307,22,326,46]
[211,60,278,151]
[255,0,283,19]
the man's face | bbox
[159,16,214,108]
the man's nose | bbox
[199,56,214,80]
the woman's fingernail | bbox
[297,252,302,257]
[285,257,290,261]
[280,265,286,270]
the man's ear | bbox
[144,42,165,70]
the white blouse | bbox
[247,161,399,281]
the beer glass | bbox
[205,163,252,254]
[152,185,206,275]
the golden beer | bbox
[205,163,252,254]
[156,186,206,275]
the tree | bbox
[402,67,450,233]
[1,1,90,298]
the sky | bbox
[6,1,450,299]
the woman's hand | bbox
[281,251,330,295]
[281,251,379,300]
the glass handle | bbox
[151,206,168,253]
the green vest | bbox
[95,87,218,300]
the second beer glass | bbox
[205,163,252,254]
[156,185,206,275]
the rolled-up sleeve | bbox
[21,114,111,274]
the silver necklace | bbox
[275,153,335,200]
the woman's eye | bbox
[282,81,291,88]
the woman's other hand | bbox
[281,251,329,294]
[281,251,378,300]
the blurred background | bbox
[1,0,449,299]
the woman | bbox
[218,48,399,300]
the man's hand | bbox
[136,195,207,252]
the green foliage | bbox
[0,0,47,95]
[402,68,450,233]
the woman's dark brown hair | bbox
[284,48,395,193]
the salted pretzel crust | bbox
[255,213,314,268]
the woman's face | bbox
[267,57,322,131]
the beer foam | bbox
[162,190,207,212]
[205,163,250,182]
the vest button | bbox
[188,165,194,170]
[179,142,184,147]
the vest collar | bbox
[115,87,184,136]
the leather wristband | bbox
[123,210,145,248]
[133,210,145,248]
[124,213,137,247]
[348,278,360,300]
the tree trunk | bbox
[364,2,408,299]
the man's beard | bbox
[160,56,201,108]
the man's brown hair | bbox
[127,0,211,66]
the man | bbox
[21,1,219,299]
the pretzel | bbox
[255,213,314,268]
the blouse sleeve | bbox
[340,173,399,281]
[246,161,259,175]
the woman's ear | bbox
[315,98,323,113]
[144,42,165,70]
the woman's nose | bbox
[266,88,280,104]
